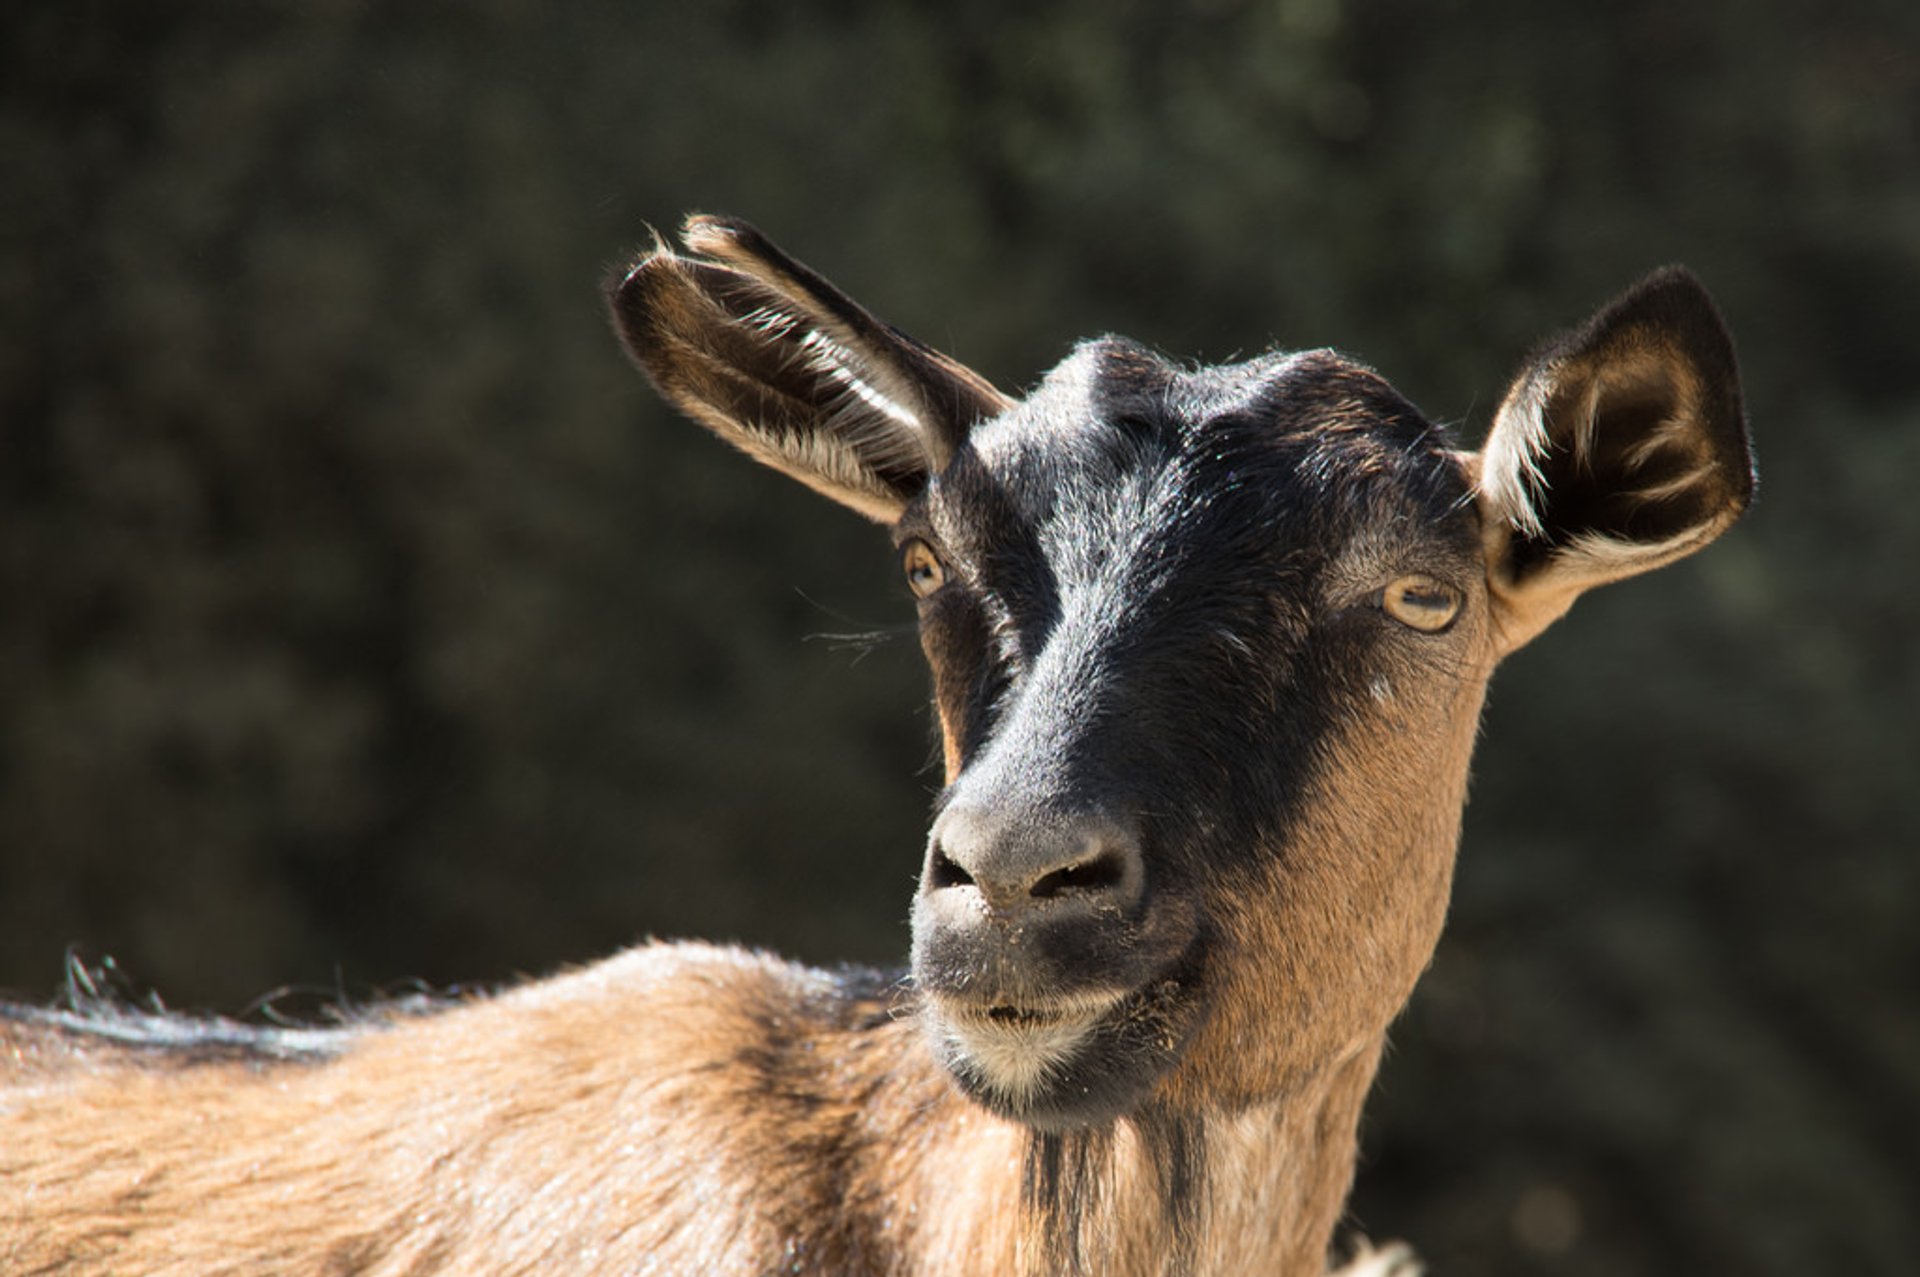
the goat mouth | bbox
[986,1004,1065,1028]
[940,997,1107,1037]
[923,982,1190,1130]
[910,910,1208,1128]
[935,987,1125,1029]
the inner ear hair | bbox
[1499,345,1730,578]
[682,216,1013,457]
[610,242,926,520]
[1472,267,1754,651]
[1480,266,1753,586]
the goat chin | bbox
[932,997,1116,1111]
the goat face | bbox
[611,217,1752,1134]
[903,342,1488,1129]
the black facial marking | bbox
[908,339,1481,1130]
[922,342,1475,850]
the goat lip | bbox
[984,1005,1061,1028]
[931,989,1125,1033]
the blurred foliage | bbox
[1,1,1915,1273]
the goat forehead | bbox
[937,339,1465,570]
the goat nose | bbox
[923,806,1145,916]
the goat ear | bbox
[1469,267,1756,653]
[608,215,1012,523]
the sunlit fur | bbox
[0,224,1752,1277]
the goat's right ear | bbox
[609,216,1012,523]
[1468,268,1756,654]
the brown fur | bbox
[0,226,1752,1276]
[0,950,1382,1275]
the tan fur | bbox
[3,948,965,1275]
[0,948,1399,1276]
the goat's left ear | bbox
[1467,267,1756,654]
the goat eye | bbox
[902,539,947,599]
[1380,574,1462,632]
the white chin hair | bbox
[946,1018,1092,1105]
[933,994,1124,1107]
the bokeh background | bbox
[3,2,1915,1272]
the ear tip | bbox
[1640,262,1709,291]
[1613,264,1734,344]
[602,223,684,301]
[681,213,764,258]
[603,248,672,314]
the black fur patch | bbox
[907,341,1478,1127]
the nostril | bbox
[926,806,1143,910]
[927,846,976,891]
[1029,848,1129,900]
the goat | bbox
[0,216,1753,1276]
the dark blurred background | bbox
[3,1,1915,1272]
